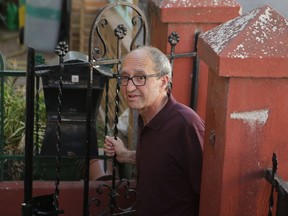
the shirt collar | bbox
[139,94,176,130]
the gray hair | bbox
[129,46,172,90]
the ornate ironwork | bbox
[168,31,180,90]
[54,41,67,201]
[22,47,65,216]
[85,2,202,214]
[89,179,137,215]
[114,24,127,40]
[85,1,148,215]
[190,31,201,110]
[22,2,201,216]
[167,32,197,60]
[265,153,288,216]
[130,15,146,51]
[88,1,148,65]
[55,41,69,59]
[167,31,201,110]
[268,153,278,216]
[104,79,110,172]
[22,47,36,216]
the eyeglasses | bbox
[118,73,161,86]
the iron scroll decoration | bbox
[20,1,198,215]
[83,1,148,215]
[33,42,68,216]
[88,1,148,64]
[265,153,288,216]
[22,45,67,216]
[84,2,199,215]
[83,2,198,214]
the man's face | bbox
[120,50,167,112]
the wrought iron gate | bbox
[21,1,201,216]
[265,153,288,216]
[84,2,148,215]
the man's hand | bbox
[104,135,136,164]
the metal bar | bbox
[35,61,90,71]
[104,79,110,173]
[86,1,149,214]
[92,59,122,66]
[110,27,123,215]
[55,49,64,198]
[268,153,278,216]
[54,42,68,212]
[265,152,288,216]
[167,52,196,59]
[49,118,89,123]
[265,169,288,216]
[83,65,93,216]
[22,47,35,216]
[0,70,26,76]
[168,32,180,90]
[0,154,107,160]
[82,68,93,215]
[0,155,26,160]
[276,192,288,216]
[190,31,201,110]
[265,170,288,197]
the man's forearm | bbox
[118,150,136,165]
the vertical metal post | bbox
[276,192,288,216]
[83,55,93,216]
[22,47,35,216]
[104,79,110,172]
[86,2,149,214]
[265,153,288,216]
[268,153,278,216]
[54,41,68,207]
[168,31,180,91]
[190,31,201,110]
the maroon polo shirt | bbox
[136,94,204,216]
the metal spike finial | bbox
[114,24,127,40]
[168,31,180,47]
[55,41,69,58]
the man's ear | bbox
[161,75,170,88]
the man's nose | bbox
[126,79,136,91]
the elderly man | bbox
[104,46,204,215]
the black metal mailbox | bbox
[40,51,108,157]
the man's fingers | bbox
[104,142,115,156]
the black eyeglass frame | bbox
[118,73,161,86]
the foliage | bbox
[2,76,106,180]
[4,78,25,147]
[3,77,46,180]
[4,77,46,148]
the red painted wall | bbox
[198,5,288,216]
[148,0,241,120]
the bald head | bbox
[123,46,172,90]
